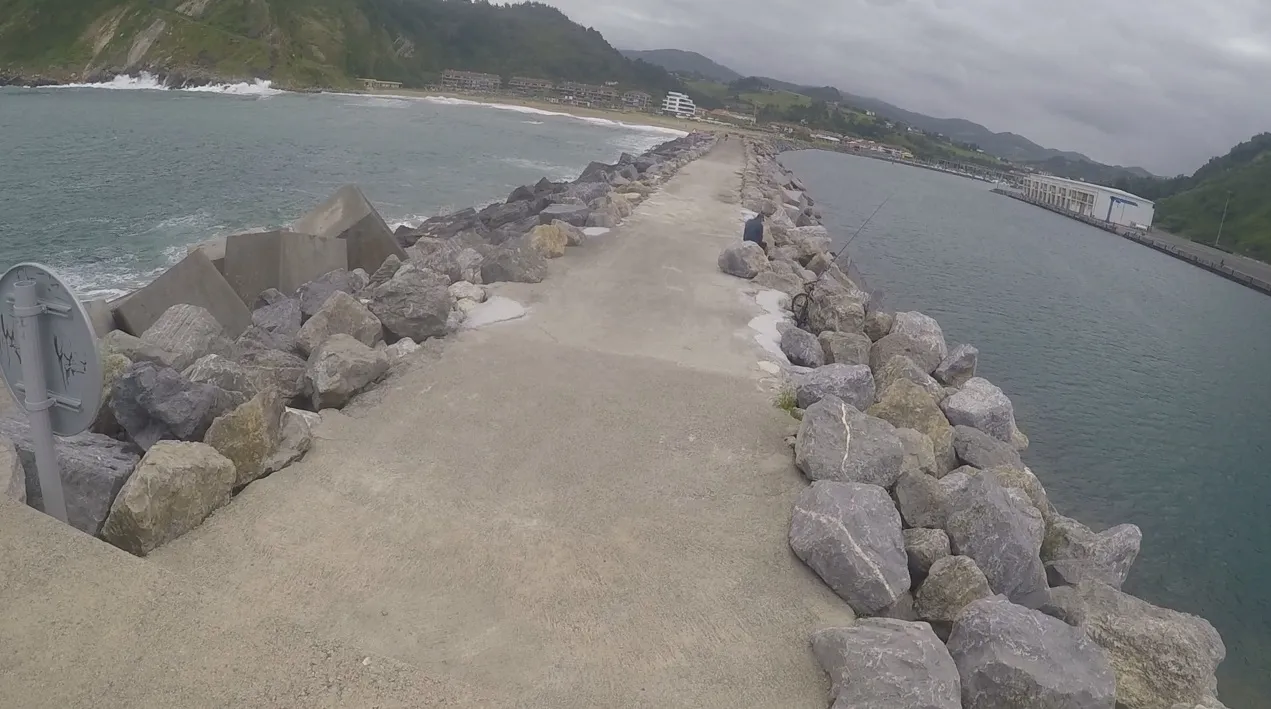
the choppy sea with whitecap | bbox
[0,74,684,298]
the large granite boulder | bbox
[296,290,383,357]
[237,347,307,402]
[411,241,485,285]
[896,427,938,477]
[870,331,945,375]
[0,418,139,536]
[903,527,951,578]
[795,395,904,487]
[111,362,239,451]
[184,354,257,402]
[949,595,1117,709]
[538,202,590,227]
[874,355,945,402]
[367,264,451,342]
[480,199,534,229]
[718,242,769,279]
[204,389,285,488]
[100,330,177,369]
[868,379,956,474]
[891,311,948,361]
[789,480,910,615]
[934,344,979,387]
[140,304,232,371]
[864,310,894,342]
[298,268,360,320]
[794,363,876,410]
[940,377,1021,446]
[1,437,23,504]
[915,555,992,625]
[752,269,805,298]
[91,353,132,436]
[1048,581,1225,709]
[480,242,548,284]
[526,223,570,258]
[811,619,960,709]
[262,408,314,475]
[953,426,1022,470]
[988,464,1055,524]
[818,330,871,366]
[893,471,951,529]
[780,326,824,368]
[805,289,867,335]
[365,254,403,292]
[251,297,302,338]
[1042,516,1142,589]
[232,323,298,360]
[304,334,389,410]
[100,441,237,556]
[550,219,586,247]
[945,471,1050,609]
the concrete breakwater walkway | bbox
[1,139,852,707]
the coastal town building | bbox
[622,90,652,110]
[1021,174,1155,227]
[509,76,555,95]
[661,92,696,118]
[359,78,403,91]
[557,81,621,107]
[440,70,502,93]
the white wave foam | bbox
[51,72,282,96]
[419,95,688,137]
[522,120,545,125]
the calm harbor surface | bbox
[0,86,680,298]
[783,149,1271,707]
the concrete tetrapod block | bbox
[186,236,227,274]
[113,251,252,338]
[291,185,407,274]
[223,230,348,305]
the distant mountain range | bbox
[622,48,1155,180]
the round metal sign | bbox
[0,263,103,436]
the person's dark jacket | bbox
[743,215,764,245]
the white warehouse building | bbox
[661,91,697,118]
[1020,174,1155,229]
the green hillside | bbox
[1129,134,1271,261]
[0,0,685,93]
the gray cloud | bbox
[544,0,1271,175]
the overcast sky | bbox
[542,0,1271,175]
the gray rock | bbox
[365,253,403,291]
[871,332,944,375]
[864,310,894,342]
[953,426,1022,470]
[585,205,619,228]
[805,289,866,335]
[0,436,23,504]
[818,330,871,366]
[949,595,1116,709]
[480,199,533,229]
[789,480,910,615]
[237,347,307,402]
[111,362,239,451]
[795,363,876,410]
[811,619,960,709]
[868,378,956,473]
[297,268,359,320]
[295,290,383,357]
[140,304,232,371]
[0,418,139,536]
[939,467,979,496]
[480,242,549,284]
[780,327,824,368]
[538,202,590,227]
[1042,516,1142,589]
[413,241,485,285]
[204,388,286,488]
[874,355,946,402]
[232,324,297,359]
[91,353,132,436]
[262,408,314,475]
[934,344,979,387]
[896,428,938,477]
[892,311,948,362]
[893,471,951,529]
[717,242,769,279]
[251,297,302,338]
[806,251,833,276]
[751,269,805,297]
[989,465,1056,524]
[551,219,587,247]
[384,337,421,366]
[253,287,287,308]
[904,527,951,578]
[940,377,1020,445]
[304,334,390,410]
[915,555,992,624]
[1047,581,1225,709]
[100,441,236,556]
[100,329,177,369]
[367,263,452,342]
[945,471,1050,609]
[183,354,257,401]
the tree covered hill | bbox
[620,48,741,83]
[0,0,685,93]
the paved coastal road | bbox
[1148,229,1271,286]
[2,139,850,708]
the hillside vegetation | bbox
[0,0,684,92]
[620,48,740,83]
[1119,134,1271,260]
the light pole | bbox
[1215,191,1233,248]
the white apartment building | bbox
[1021,174,1156,228]
[661,91,697,118]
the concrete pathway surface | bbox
[1,139,851,708]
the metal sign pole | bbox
[12,279,67,523]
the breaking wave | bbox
[51,72,283,96]
[418,95,688,137]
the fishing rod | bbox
[832,188,899,262]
